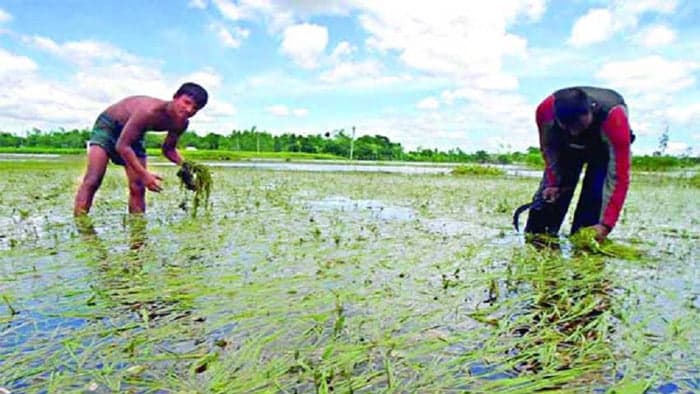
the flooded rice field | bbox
[0,158,698,393]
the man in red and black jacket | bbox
[524,86,634,242]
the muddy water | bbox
[0,158,697,392]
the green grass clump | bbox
[177,160,212,217]
[687,173,700,188]
[570,227,643,260]
[631,155,696,171]
[451,164,504,176]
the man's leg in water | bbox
[571,159,607,235]
[124,156,148,214]
[74,145,110,216]
[524,160,583,235]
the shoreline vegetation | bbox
[0,128,698,171]
[1,146,698,173]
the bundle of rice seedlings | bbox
[177,160,212,217]
[569,227,642,260]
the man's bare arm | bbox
[116,109,163,192]
[162,128,185,165]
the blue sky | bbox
[0,0,699,155]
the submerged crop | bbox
[0,158,697,393]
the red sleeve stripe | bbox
[600,105,631,228]
[535,95,558,186]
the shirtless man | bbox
[74,82,208,215]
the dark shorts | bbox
[88,113,146,166]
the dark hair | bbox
[174,82,208,109]
[554,88,591,126]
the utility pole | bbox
[350,125,355,160]
[252,125,259,153]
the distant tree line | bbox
[0,127,697,169]
[0,127,541,164]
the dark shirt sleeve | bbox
[535,95,560,187]
[600,105,632,229]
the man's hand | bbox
[176,163,197,191]
[143,172,163,192]
[542,187,560,203]
[590,224,610,242]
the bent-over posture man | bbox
[525,86,633,242]
[74,82,208,216]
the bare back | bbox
[103,96,188,134]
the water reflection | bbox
[74,214,108,261]
[74,214,198,345]
[126,214,148,251]
[151,160,544,177]
[306,196,417,221]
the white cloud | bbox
[189,99,238,134]
[596,56,698,94]
[595,55,698,153]
[23,35,139,66]
[203,100,237,117]
[0,48,38,74]
[280,23,328,69]
[568,0,678,47]
[634,25,676,47]
[180,67,224,90]
[349,95,538,153]
[0,40,237,137]
[213,0,351,30]
[568,9,614,47]
[266,105,289,116]
[209,1,538,94]
[666,141,689,155]
[0,74,104,127]
[266,104,308,117]
[212,0,246,20]
[612,0,677,16]
[330,41,355,62]
[73,64,171,103]
[0,44,169,130]
[416,97,439,110]
[468,73,519,91]
[320,60,380,83]
[358,2,534,86]
[0,8,12,23]
[666,103,700,124]
[210,23,250,48]
[292,108,308,117]
[336,94,536,153]
[188,0,207,9]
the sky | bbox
[0,0,699,155]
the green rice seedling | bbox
[1,294,17,316]
[177,160,212,217]
[570,227,643,260]
[451,164,505,176]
